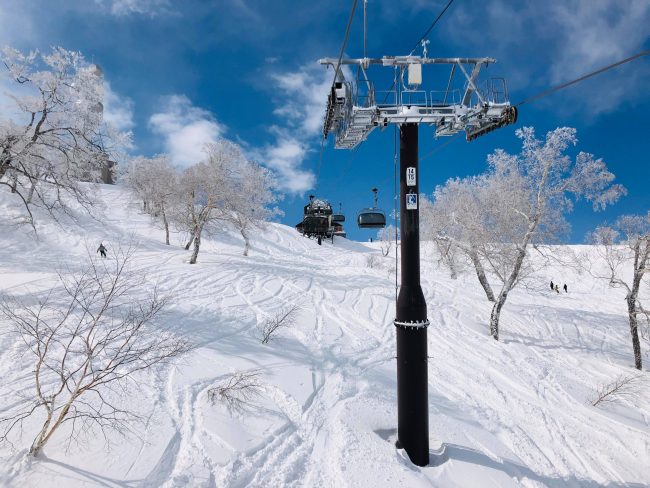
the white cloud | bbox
[271,67,333,137]
[256,129,315,194]
[95,0,172,16]
[103,82,135,132]
[547,0,650,83]
[148,94,225,168]
[256,64,338,194]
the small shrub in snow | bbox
[590,374,644,407]
[366,254,380,269]
[207,371,264,413]
[257,303,302,344]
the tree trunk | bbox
[626,241,645,370]
[184,237,194,250]
[161,204,170,245]
[240,228,250,256]
[469,249,495,302]
[30,410,53,456]
[189,225,203,264]
[488,244,528,341]
[10,173,17,193]
[627,293,643,370]
[489,293,507,341]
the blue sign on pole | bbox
[406,193,418,210]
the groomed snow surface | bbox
[0,184,648,488]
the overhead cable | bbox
[515,49,650,107]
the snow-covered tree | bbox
[421,180,497,298]
[174,140,243,264]
[172,140,281,261]
[123,155,179,245]
[0,47,129,228]
[377,224,397,257]
[424,127,625,340]
[587,213,650,370]
[222,158,282,256]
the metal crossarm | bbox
[319,55,517,149]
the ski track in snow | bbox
[0,184,649,487]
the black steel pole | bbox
[395,123,429,467]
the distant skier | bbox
[550,280,554,291]
[555,284,560,294]
[563,283,568,293]
[97,243,107,258]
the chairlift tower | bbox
[319,52,516,466]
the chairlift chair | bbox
[332,202,346,223]
[357,187,386,229]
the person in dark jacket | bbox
[550,280,554,291]
[563,283,568,293]
[97,243,107,258]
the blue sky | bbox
[1,0,649,242]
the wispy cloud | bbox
[253,128,315,194]
[95,0,172,16]
[148,94,225,168]
[257,64,337,194]
[441,0,650,115]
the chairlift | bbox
[332,202,346,223]
[357,187,386,229]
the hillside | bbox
[0,184,648,488]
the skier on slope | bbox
[550,280,554,291]
[97,243,107,258]
[563,283,568,293]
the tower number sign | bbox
[406,167,416,186]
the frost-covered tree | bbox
[377,224,397,257]
[421,181,497,298]
[123,155,178,245]
[222,158,281,256]
[587,213,650,370]
[174,140,242,264]
[173,140,281,261]
[424,127,625,340]
[0,47,129,228]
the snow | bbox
[0,184,648,487]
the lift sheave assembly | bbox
[320,54,517,149]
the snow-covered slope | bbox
[0,184,648,487]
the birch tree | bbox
[377,224,397,258]
[124,155,179,245]
[224,159,281,256]
[421,181,496,299]
[587,213,650,370]
[424,127,624,340]
[0,47,129,228]
[174,140,242,264]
